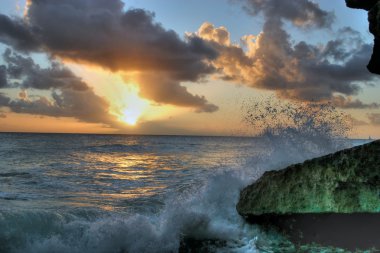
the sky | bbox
[0,0,379,138]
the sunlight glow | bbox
[65,63,186,127]
[121,107,141,126]
[116,85,149,126]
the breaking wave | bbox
[0,98,355,253]
[1,171,256,253]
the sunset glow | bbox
[0,0,378,138]
[0,1,380,252]
[120,108,139,126]
[113,85,149,126]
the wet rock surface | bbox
[237,140,380,251]
[248,213,380,251]
[237,140,380,215]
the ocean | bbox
[0,133,369,253]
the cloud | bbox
[222,0,376,104]
[368,113,380,125]
[135,73,218,113]
[239,0,334,29]
[0,51,121,127]
[2,49,88,90]
[0,14,39,52]
[25,1,217,77]
[6,88,119,126]
[0,0,375,114]
[196,19,376,104]
[0,65,7,88]
[0,93,11,106]
[198,23,231,46]
[332,95,380,109]
[0,0,218,112]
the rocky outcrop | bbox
[346,0,380,74]
[346,0,378,10]
[236,140,380,250]
[237,140,380,216]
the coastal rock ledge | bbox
[237,140,380,216]
[237,140,380,250]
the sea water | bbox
[0,133,369,253]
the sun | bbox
[115,85,149,126]
[121,107,140,126]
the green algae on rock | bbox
[237,140,380,216]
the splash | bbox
[242,97,352,168]
[2,171,257,253]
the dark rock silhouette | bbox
[346,0,380,74]
[346,0,378,10]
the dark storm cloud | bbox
[25,1,217,77]
[0,14,39,52]
[368,113,380,125]
[2,49,88,91]
[239,0,334,28]
[0,0,219,112]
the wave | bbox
[1,132,345,253]
[1,169,258,253]
[1,99,355,253]
[0,138,347,253]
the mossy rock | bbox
[237,140,380,216]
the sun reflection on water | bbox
[40,136,256,212]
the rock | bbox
[236,140,380,250]
[369,2,380,35]
[345,0,378,10]
[237,140,380,216]
[346,0,380,74]
[368,3,380,74]
[368,38,380,75]
[250,213,380,251]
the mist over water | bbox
[0,102,362,253]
